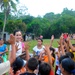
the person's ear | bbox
[62,68,65,73]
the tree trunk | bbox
[2,12,6,39]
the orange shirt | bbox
[43,55,55,64]
[9,67,26,75]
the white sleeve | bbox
[33,46,37,52]
[0,61,10,75]
[33,46,36,51]
[43,45,45,49]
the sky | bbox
[18,0,75,17]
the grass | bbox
[27,39,75,53]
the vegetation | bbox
[0,8,75,38]
[0,0,19,38]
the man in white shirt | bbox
[0,34,16,75]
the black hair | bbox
[49,47,55,58]
[39,63,51,75]
[49,47,55,52]
[61,58,75,74]
[66,52,74,59]
[27,57,38,71]
[13,30,21,35]
[59,55,69,64]
[72,44,75,47]
[0,38,3,40]
[37,38,43,42]
[12,57,24,74]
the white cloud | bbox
[18,0,75,17]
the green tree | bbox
[0,0,19,38]
[5,20,26,34]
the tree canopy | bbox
[0,8,75,38]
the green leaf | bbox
[10,0,17,11]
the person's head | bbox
[59,55,69,64]
[66,52,74,59]
[72,44,75,47]
[39,62,51,75]
[37,38,43,46]
[0,38,4,45]
[27,57,38,71]
[13,30,22,42]
[49,47,55,58]
[12,57,24,74]
[59,57,75,75]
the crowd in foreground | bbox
[0,30,75,75]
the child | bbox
[39,46,54,75]
[33,38,45,56]
[9,57,26,75]
[0,38,8,62]
[20,57,38,75]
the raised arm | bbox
[50,35,54,47]
[64,41,69,52]
[60,35,65,55]
[0,34,16,75]
[45,46,53,69]
[67,36,75,51]
[24,42,29,61]
[8,34,16,65]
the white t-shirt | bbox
[0,61,10,75]
[10,41,22,57]
[33,45,45,55]
[55,48,59,66]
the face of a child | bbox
[15,31,22,42]
[37,40,42,46]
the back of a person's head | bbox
[59,55,69,64]
[72,44,75,47]
[66,52,74,59]
[12,57,24,74]
[39,62,51,75]
[27,57,38,71]
[49,47,55,52]
[49,47,55,58]
[61,58,75,74]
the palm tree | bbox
[0,0,19,39]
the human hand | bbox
[66,36,70,42]
[51,35,54,41]
[60,34,64,43]
[15,44,21,51]
[8,34,15,45]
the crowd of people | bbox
[0,30,75,75]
